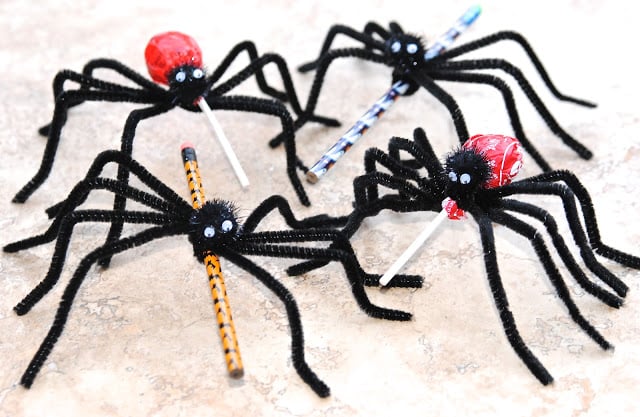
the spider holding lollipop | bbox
[13,31,338,208]
[289,127,640,384]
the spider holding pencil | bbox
[297,5,596,183]
[4,143,422,397]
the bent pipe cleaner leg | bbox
[207,41,289,101]
[218,250,330,397]
[430,69,553,171]
[524,170,640,269]
[242,195,349,234]
[44,150,188,220]
[13,90,162,204]
[9,210,173,316]
[235,231,419,312]
[433,59,592,160]
[38,69,158,136]
[409,71,469,143]
[19,224,181,388]
[286,197,436,278]
[501,198,625,306]
[271,48,387,148]
[487,208,614,351]
[474,212,554,385]
[495,180,634,294]
[298,25,384,72]
[6,178,178,254]
[99,103,175,267]
[435,30,596,107]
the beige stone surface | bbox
[1,1,638,416]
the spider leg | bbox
[5,177,180,254]
[214,250,329,397]
[13,87,169,203]
[44,149,188,219]
[408,71,470,143]
[80,58,164,91]
[38,69,164,136]
[473,211,553,385]
[99,103,180,267]
[501,199,625,307]
[8,209,175,316]
[495,176,637,290]
[363,21,391,44]
[242,195,348,234]
[287,192,436,278]
[289,147,440,277]
[270,48,387,148]
[432,60,593,161]
[364,133,443,202]
[18,224,182,388]
[387,128,443,176]
[435,30,596,107]
[298,25,385,72]
[234,230,418,312]
[209,53,340,132]
[205,94,312,206]
[430,69,554,170]
[524,170,640,269]
[487,208,613,349]
[207,41,290,102]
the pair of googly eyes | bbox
[390,41,420,55]
[448,171,471,185]
[175,68,205,83]
[203,219,234,238]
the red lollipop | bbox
[145,31,204,85]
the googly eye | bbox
[221,220,233,233]
[390,41,401,53]
[175,70,186,83]
[448,171,458,182]
[406,43,418,54]
[460,173,471,184]
[192,68,204,79]
[203,225,216,238]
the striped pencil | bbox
[181,142,244,378]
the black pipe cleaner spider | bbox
[3,148,422,398]
[293,18,596,172]
[288,127,640,385]
[12,31,338,208]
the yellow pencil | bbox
[181,142,244,378]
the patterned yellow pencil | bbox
[181,142,244,378]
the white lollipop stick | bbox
[379,209,448,286]
[198,99,250,188]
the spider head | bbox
[167,64,209,106]
[385,34,426,73]
[188,200,241,259]
[443,148,492,206]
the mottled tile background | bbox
[1,1,638,416]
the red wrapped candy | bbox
[145,31,203,85]
[463,134,523,188]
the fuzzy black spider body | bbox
[4,149,422,397]
[296,19,597,172]
[289,127,640,385]
[166,64,209,107]
[13,31,339,207]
